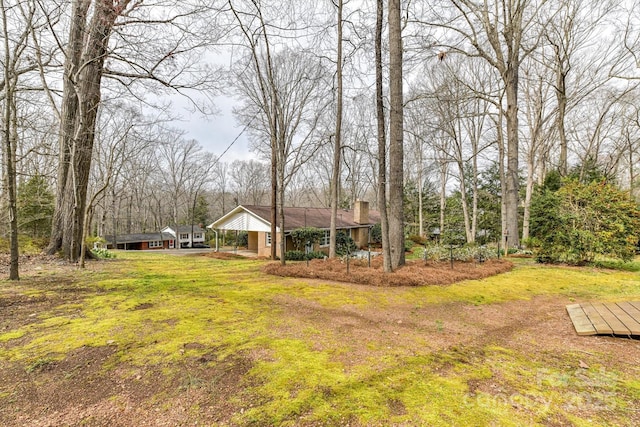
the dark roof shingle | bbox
[242,205,380,232]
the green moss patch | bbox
[1,251,639,426]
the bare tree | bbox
[375,0,391,272]
[1,0,41,279]
[611,0,640,82]
[520,62,556,242]
[46,0,221,261]
[542,0,617,175]
[47,0,128,261]
[79,103,149,267]
[431,0,551,250]
[329,0,344,258]
[155,135,203,248]
[388,0,405,269]
[617,97,640,200]
[230,4,330,262]
[229,160,269,205]
[228,0,279,260]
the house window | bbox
[180,233,189,240]
[193,233,202,239]
[320,230,330,247]
[266,232,271,246]
[149,241,162,248]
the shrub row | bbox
[414,244,498,262]
[285,250,326,261]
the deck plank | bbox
[591,303,631,336]
[614,302,640,335]
[629,301,640,313]
[567,302,640,337]
[617,301,640,320]
[579,303,613,334]
[566,304,597,335]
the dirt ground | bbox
[1,256,639,426]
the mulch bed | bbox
[263,256,513,287]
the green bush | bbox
[416,244,498,262]
[290,227,324,251]
[336,231,356,256]
[91,248,116,259]
[404,239,415,252]
[17,174,54,239]
[306,251,326,260]
[408,234,427,245]
[236,231,248,247]
[285,250,326,261]
[370,223,382,244]
[285,250,306,261]
[531,179,640,264]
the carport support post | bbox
[234,230,238,254]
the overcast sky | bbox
[175,94,255,163]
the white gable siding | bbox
[216,211,274,232]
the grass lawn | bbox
[1,252,639,426]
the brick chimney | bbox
[353,200,369,224]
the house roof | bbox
[162,225,205,235]
[106,232,173,244]
[208,205,380,232]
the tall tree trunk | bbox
[329,0,343,258]
[497,105,508,251]
[46,0,89,256]
[439,160,448,244]
[418,147,424,238]
[375,0,391,272]
[522,156,535,243]
[47,0,124,262]
[522,111,543,244]
[504,64,520,250]
[556,68,568,175]
[388,0,405,269]
[1,0,19,279]
[457,160,472,243]
[278,141,286,265]
[2,0,38,279]
[629,145,636,201]
[270,140,277,260]
[471,140,478,243]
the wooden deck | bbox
[566,302,640,337]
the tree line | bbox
[2,0,639,279]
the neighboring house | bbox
[105,232,174,250]
[161,225,206,248]
[207,200,380,257]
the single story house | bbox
[207,200,380,257]
[161,225,206,248]
[105,232,175,250]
